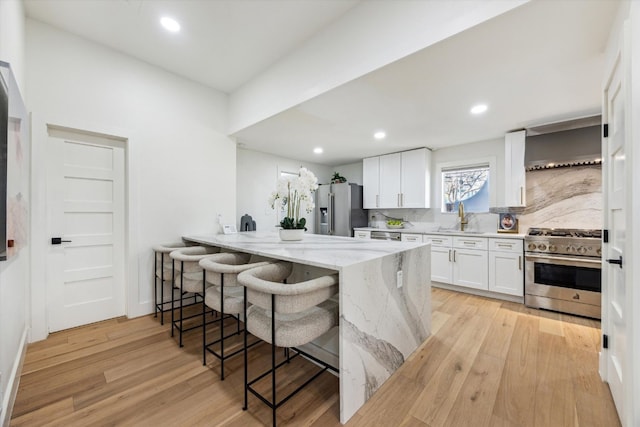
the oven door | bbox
[525,254,602,319]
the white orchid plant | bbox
[268,167,319,230]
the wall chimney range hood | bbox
[524,115,602,171]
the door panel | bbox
[603,38,627,423]
[47,127,125,332]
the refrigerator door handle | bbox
[328,192,334,235]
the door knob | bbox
[606,256,623,268]
[51,237,72,245]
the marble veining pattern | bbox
[183,232,431,424]
[520,165,602,231]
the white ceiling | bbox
[25,0,619,167]
[24,0,360,93]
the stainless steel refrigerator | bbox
[315,183,368,237]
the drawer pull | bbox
[498,244,512,248]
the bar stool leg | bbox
[220,274,226,380]
[243,287,249,411]
[171,258,175,337]
[203,269,207,366]
[154,251,158,318]
[271,293,276,426]
[179,260,184,347]
[160,252,165,325]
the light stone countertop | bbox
[184,231,427,271]
[354,227,525,239]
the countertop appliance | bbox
[524,228,602,319]
[370,230,402,241]
[315,182,368,237]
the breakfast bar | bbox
[184,231,431,423]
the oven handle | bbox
[525,253,602,267]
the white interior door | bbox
[46,126,125,332]
[603,39,627,423]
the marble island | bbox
[184,231,431,424]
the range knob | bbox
[597,248,602,256]
[527,243,537,251]
[566,245,575,253]
[548,244,557,252]
[577,246,587,255]
[537,243,547,251]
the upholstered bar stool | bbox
[153,241,195,325]
[169,245,220,347]
[238,261,339,426]
[199,253,274,380]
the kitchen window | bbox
[441,164,490,213]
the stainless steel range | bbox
[524,228,602,319]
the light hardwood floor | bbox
[11,288,620,426]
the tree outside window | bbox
[441,166,490,213]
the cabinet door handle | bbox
[397,193,401,207]
[376,194,379,208]
[448,249,452,262]
[453,250,457,262]
[520,186,524,205]
[518,255,522,270]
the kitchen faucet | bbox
[458,201,468,231]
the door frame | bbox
[600,6,640,426]
[29,114,142,341]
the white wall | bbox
[228,1,528,134]
[0,2,28,423]
[236,148,333,234]
[334,162,363,185]
[0,0,25,92]
[26,19,236,339]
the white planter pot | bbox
[279,229,305,241]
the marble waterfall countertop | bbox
[183,231,431,424]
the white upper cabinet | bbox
[379,152,402,207]
[363,148,431,209]
[363,156,380,209]
[504,130,526,207]
[401,148,431,208]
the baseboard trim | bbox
[1,327,28,427]
[432,282,524,304]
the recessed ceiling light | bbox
[374,131,386,140]
[313,147,323,154]
[470,104,488,115]
[161,17,181,33]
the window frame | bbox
[436,157,496,214]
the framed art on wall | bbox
[498,213,518,233]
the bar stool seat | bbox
[199,252,274,379]
[238,261,339,426]
[170,245,220,347]
[152,241,194,325]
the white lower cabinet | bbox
[401,233,423,243]
[425,234,523,298]
[452,236,488,290]
[453,247,488,290]
[428,235,453,283]
[354,230,371,240]
[488,239,524,296]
